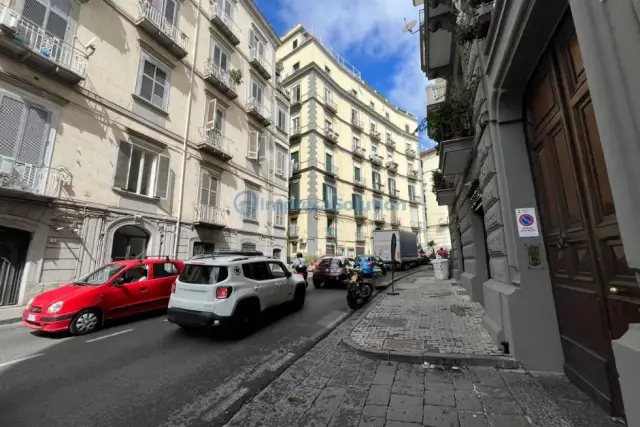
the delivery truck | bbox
[373,230,420,270]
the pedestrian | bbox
[437,247,448,259]
[292,252,308,282]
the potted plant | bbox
[229,69,243,85]
[431,170,443,194]
[454,23,478,44]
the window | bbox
[354,166,361,182]
[371,145,377,154]
[405,124,410,132]
[356,224,363,236]
[205,98,225,139]
[216,0,233,18]
[351,89,357,96]
[276,149,286,176]
[152,262,179,278]
[372,171,381,189]
[290,181,300,208]
[386,132,391,142]
[250,28,267,60]
[274,201,284,226]
[325,66,331,73]
[325,118,333,132]
[291,116,300,134]
[243,185,258,220]
[199,171,218,207]
[409,184,416,200]
[388,178,396,194]
[277,105,287,130]
[374,199,383,219]
[180,264,228,284]
[293,62,300,72]
[114,141,170,198]
[273,248,282,260]
[122,265,149,284]
[250,78,264,105]
[370,122,377,133]
[248,131,266,160]
[210,40,229,72]
[242,242,257,251]
[22,0,72,41]
[0,89,52,169]
[352,194,363,215]
[325,152,333,172]
[290,151,299,168]
[351,108,359,122]
[268,262,287,278]
[292,39,298,49]
[323,183,337,209]
[324,87,332,104]
[385,112,390,120]
[353,137,360,148]
[193,241,215,255]
[136,52,171,110]
[325,245,336,256]
[369,101,374,110]
[292,85,301,102]
[242,262,271,281]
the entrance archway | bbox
[110,225,149,261]
[0,226,31,306]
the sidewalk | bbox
[223,271,621,427]
[345,274,511,367]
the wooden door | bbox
[524,15,640,416]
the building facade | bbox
[418,0,640,423]
[420,148,450,252]
[276,25,424,260]
[0,0,288,313]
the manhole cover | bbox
[384,339,425,352]
[371,317,407,328]
[451,304,472,316]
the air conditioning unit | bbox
[0,8,20,32]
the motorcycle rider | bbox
[292,252,308,282]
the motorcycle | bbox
[346,267,373,310]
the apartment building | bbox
[416,0,640,422]
[276,25,424,260]
[0,0,288,312]
[420,148,450,252]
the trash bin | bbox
[432,259,450,280]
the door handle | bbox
[609,287,621,295]
[140,287,148,292]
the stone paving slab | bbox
[223,286,621,427]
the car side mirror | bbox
[285,271,292,278]
[113,277,125,287]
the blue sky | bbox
[254,0,433,150]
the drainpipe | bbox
[173,0,203,258]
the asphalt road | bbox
[0,284,351,427]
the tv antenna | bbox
[402,18,419,34]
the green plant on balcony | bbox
[427,75,479,142]
[229,69,243,85]
[454,23,479,44]
[431,170,443,194]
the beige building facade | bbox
[276,25,424,260]
[420,148,450,252]
[0,0,289,311]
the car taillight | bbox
[171,282,176,293]
[367,261,375,266]
[216,287,231,299]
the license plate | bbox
[27,314,36,322]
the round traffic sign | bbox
[519,214,534,227]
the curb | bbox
[0,314,23,326]
[372,266,430,291]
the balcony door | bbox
[22,0,72,40]
[150,0,178,25]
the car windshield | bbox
[357,255,374,262]
[74,264,126,286]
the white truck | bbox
[373,230,420,270]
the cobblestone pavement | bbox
[224,285,620,427]
[349,273,502,356]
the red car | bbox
[23,258,184,335]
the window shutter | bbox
[0,94,25,159]
[18,105,50,165]
[205,98,217,130]
[289,158,295,178]
[199,172,209,206]
[155,154,170,198]
[258,134,266,162]
[248,131,258,159]
[323,183,328,204]
[114,141,132,189]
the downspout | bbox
[173,0,203,258]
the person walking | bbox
[292,252,308,282]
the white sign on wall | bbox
[515,208,539,238]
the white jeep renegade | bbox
[167,251,307,331]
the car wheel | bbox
[313,278,324,288]
[69,309,101,336]
[232,300,260,336]
[291,286,306,311]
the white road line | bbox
[268,352,295,372]
[85,328,134,343]
[201,387,249,422]
[0,353,44,368]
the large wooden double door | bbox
[524,14,640,416]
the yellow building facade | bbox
[420,148,451,252]
[276,25,424,259]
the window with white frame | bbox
[388,178,396,194]
[22,0,73,41]
[385,112,390,120]
[369,101,374,110]
[292,85,301,102]
[291,116,300,133]
[136,52,171,110]
[248,131,266,160]
[114,141,170,198]
[371,144,377,154]
[405,124,410,132]
[277,105,287,131]
[353,136,360,148]
[276,149,286,176]
[216,0,234,18]
[275,200,285,226]
[250,78,264,105]
[147,0,179,24]
[351,108,359,122]
[243,184,259,220]
[325,118,333,132]
[199,171,218,207]
[205,98,225,136]
[249,28,267,60]
[370,122,377,134]
[210,40,230,73]
[324,87,332,104]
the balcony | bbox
[409,195,421,205]
[408,169,419,180]
[193,205,227,228]
[388,188,398,199]
[374,213,386,224]
[387,161,398,173]
[405,148,418,158]
[0,5,86,85]
[203,60,238,99]
[356,232,365,242]
[249,47,271,79]
[0,156,69,200]
[289,199,301,214]
[390,216,401,227]
[324,97,338,114]
[372,182,383,194]
[370,153,383,166]
[288,226,299,238]
[327,227,336,239]
[419,3,456,79]
[196,128,233,161]
[435,174,456,206]
[291,161,301,175]
[324,127,339,145]
[290,124,305,143]
[438,217,449,226]
[438,136,474,176]
[411,221,421,230]
[351,117,364,131]
[136,0,189,59]
[352,144,365,158]
[246,98,272,126]
[324,163,339,178]
[427,79,447,106]
[370,130,381,141]
[209,2,240,46]
[353,176,366,190]
[385,138,396,149]
[322,199,338,213]
[353,209,367,220]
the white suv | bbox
[167,251,306,331]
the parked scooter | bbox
[346,267,373,310]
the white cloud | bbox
[277,0,427,119]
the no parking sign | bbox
[515,208,539,237]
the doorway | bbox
[524,14,640,415]
[110,225,149,261]
[0,226,31,306]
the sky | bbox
[254,0,434,150]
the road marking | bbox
[268,352,295,372]
[201,387,249,422]
[85,328,134,343]
[0,353,44,368]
